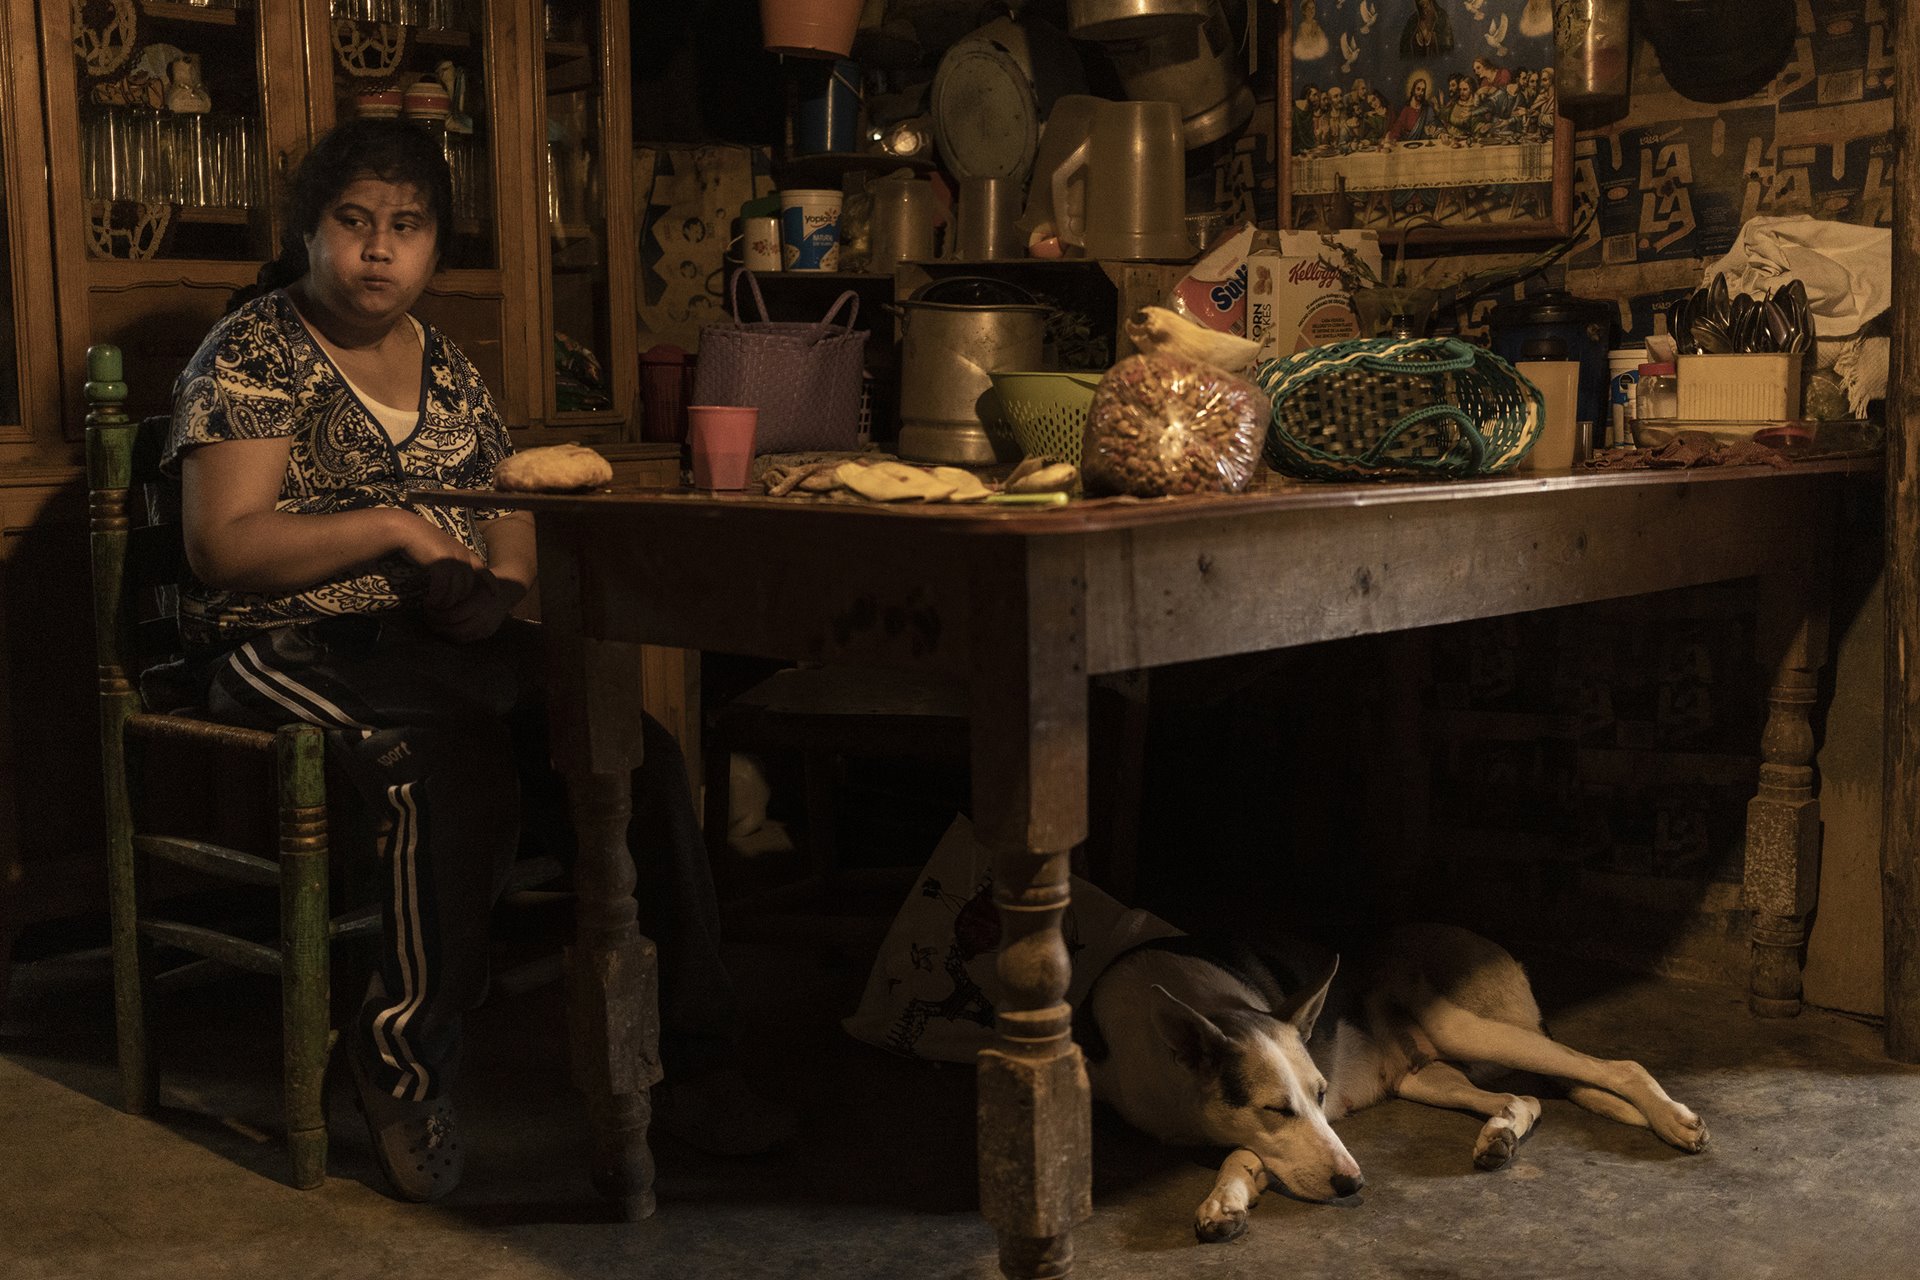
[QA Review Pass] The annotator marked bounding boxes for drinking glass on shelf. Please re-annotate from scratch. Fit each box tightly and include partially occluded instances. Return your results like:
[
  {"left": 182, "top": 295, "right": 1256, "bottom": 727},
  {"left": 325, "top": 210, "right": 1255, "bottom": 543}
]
[
  {"left": 173, "top": 114, "right": 207, "bottom": 206},
  {"left": 201, "top": 115, "right": 231, "bottom": 208},
  {"left": 234, "top": 118, "right": 260, "bottom": 208},
  {"left": 123, "top": 110, "right": 162, "bottom": 203},
  {"left": 81, "top": 111, "right": 117, "bottom": 200}
]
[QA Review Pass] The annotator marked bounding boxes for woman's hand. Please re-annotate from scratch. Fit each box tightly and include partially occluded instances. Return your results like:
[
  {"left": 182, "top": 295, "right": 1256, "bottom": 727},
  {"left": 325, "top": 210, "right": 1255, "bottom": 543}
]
[
  {"left": 423, "top": 567, "right": 526, "bottom": 643},
  {"left": 396, "top": 515, "right": 490, "bottom": 611}
]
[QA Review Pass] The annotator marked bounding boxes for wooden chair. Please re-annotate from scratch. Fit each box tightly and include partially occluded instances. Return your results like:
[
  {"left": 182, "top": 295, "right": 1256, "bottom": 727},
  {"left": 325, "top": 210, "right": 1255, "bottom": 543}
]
[{"left": 85, "top": 343, "right": 380, "bottom": 1188}]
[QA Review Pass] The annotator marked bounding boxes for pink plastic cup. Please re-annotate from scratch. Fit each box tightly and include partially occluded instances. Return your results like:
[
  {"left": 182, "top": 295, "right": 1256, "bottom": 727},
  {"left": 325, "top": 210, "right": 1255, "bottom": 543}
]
[{"left": 687, "top": 404, "right": 759, "bottom": 490}]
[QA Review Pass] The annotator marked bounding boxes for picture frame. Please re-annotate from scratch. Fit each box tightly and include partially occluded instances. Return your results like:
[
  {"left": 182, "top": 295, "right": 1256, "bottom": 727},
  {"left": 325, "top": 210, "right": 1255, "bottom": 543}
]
[{"left": 1278, "top": 0, "right": 1574, "bottom": 244}]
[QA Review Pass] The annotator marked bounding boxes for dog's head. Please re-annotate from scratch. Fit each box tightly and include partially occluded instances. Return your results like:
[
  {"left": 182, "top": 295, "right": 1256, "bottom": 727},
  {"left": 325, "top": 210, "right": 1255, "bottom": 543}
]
[{"left": 1147, "top": 956, "right": 1364, "bottom": 1202}]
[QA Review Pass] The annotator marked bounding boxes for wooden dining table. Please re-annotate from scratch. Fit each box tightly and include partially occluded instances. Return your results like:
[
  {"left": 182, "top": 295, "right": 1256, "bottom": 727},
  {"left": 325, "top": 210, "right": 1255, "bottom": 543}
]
[{"left": 419, "top": 458, "right": 1872, "bottom": 1278}]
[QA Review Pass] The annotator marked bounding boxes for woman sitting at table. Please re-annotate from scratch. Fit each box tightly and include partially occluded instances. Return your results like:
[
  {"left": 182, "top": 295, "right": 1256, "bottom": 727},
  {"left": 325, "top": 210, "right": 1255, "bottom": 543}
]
[{"left": 163, "top": 117, "right": 787, "bottom": 1203}]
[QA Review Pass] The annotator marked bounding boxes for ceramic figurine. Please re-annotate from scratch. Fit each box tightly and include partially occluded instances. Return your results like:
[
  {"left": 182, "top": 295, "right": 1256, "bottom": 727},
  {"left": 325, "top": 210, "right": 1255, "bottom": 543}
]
[
  {"left": 435, "top": 59, "right": 475, "bottom": 135},
  {"left": 165, "top": 54, "right": 211, "bottom": 114}
]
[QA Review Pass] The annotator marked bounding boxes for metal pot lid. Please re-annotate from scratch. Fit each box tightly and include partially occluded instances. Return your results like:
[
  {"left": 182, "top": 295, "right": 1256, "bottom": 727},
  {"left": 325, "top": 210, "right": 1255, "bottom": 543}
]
[
  {"left": 931, "top": 29, "right": 1040, "bottom": 182},
  {"left": 1489, "top": 288, "right": 1611, "bottom": 327},
  {"left": 909, "top": 275, "right": 1040, "bottom": 307},
  {"left": 900, "top": 299, "right": 1053, "bottom": 315}
]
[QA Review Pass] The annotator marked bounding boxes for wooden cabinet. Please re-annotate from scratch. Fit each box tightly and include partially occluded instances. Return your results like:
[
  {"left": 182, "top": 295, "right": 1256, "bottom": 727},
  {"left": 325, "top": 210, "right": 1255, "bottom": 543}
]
[
  {"left": 0, "top": 0, "right": 648, "bottom": 993},
  {"left": 35, "top": 0, "right": 636, "bottom": 436}
]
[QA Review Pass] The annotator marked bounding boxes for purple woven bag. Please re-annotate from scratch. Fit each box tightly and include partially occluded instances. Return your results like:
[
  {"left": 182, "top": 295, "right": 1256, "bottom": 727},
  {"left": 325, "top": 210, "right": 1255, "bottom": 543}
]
[{"left": 692, "top": 269, "right": 867, "bottom": 454}]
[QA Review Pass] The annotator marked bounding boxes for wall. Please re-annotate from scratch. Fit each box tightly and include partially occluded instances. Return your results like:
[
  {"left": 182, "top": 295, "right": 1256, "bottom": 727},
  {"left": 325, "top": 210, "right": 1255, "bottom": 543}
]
[
  {"left": 1411, "top": 0, "right": 1892, "bottom": 1012},
  {"left": 1449, "top": 0, "right": 1894, "bottom": 339}
]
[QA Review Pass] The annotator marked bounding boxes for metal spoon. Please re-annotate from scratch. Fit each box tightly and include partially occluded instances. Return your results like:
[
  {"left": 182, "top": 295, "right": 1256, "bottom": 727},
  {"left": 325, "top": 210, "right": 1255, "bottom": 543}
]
[
  {"left": 1762, "top": 298, "right": 1791, "bottom": 352},
  {"left": 1670, "top": 293, "right": 1693, "bottom": 352}
]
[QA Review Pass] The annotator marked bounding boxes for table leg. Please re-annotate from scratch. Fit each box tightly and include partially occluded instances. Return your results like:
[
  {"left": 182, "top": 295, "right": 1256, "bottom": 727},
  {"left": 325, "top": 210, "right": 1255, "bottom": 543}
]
[
  {"left": 539, "top": 527, "right": 661, "bottom": 1218},
  {"left": 1744, "top": 561, "right": 1832, "bottom": 1017},
  {"left": 970, "top": 541, "right": 1093, "bottom": 1279},
  {"left": 565, "top": 769, "right": 662, "bottom": 1219}
]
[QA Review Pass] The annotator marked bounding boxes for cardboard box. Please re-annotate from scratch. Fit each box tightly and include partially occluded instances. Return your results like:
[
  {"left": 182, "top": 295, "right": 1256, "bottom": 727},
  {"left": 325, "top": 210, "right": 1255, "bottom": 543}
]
[{"left": 1247, "top": 231, "right": 1381, "bottom": 362}]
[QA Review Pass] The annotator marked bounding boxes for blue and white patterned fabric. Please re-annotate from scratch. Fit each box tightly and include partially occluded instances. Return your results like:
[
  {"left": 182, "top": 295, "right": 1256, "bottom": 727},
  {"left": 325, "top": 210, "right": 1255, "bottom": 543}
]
[{"left": 163, "top": 289, "right": 514, "bottom": 648}]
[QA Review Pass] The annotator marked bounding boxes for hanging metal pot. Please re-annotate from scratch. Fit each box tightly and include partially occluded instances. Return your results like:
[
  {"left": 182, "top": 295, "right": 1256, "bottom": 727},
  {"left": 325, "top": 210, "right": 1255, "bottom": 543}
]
[
  {"left": 1068, "top": 0, "right": 1209, "bottom": 41},
  {"left": 1103, "top": 0, "right": 1254, "bottom": 149}
]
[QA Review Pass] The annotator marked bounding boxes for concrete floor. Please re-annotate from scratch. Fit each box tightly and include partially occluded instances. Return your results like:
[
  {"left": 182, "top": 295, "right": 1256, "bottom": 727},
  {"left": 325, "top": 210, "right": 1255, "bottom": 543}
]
[{"left": 5, "top": 934, "right": 1920, "bottom": 1280}]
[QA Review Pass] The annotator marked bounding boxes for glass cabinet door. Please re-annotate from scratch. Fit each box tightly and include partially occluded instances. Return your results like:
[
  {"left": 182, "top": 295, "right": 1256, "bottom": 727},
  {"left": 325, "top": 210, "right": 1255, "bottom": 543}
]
[
  {"left": 539, "top": 0, "right": 633, "bottom": 425},
  {"left": 1, "top": 1, "right": 60, "bottom": 443},
  {"left": 67, "top": 1, "right": 276, "bottom": 263}
]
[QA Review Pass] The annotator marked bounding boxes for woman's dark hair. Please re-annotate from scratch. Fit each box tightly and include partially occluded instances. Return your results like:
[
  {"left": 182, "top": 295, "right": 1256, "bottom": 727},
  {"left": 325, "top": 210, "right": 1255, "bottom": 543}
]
[{"left": 229, "top": 118, "right": 454, "bottom": 310}]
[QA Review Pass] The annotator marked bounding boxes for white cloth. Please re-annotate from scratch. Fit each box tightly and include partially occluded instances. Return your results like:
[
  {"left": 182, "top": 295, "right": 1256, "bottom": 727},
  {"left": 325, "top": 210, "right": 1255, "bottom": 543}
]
[
  {"left": 1703, "top": 215, "right": 1891, "bottom": 413},
  {"left": 842, "top": 815, "right": 1182, "bottom": 1063},
  {"left": 1702, "top": 215, "right": 1890, "bottom": 339}
]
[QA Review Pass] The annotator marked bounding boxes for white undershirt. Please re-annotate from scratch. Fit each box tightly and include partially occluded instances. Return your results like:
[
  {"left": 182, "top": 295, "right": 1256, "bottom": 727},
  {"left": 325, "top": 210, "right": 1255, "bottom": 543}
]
[{"left": 334, "top": 314, "right": 427, "bottom": 444}]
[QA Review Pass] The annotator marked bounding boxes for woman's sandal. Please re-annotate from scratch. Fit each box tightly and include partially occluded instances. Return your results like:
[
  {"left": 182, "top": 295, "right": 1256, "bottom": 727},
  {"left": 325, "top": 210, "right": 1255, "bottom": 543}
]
[{"left": 347, "top": 1034, "right": 463, "bottom": 1202}]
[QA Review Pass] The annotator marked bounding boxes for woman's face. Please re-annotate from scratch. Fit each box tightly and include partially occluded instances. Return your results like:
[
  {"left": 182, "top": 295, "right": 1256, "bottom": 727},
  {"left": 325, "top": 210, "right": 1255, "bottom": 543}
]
[{"left": 302, "top": 175, "right": 438, "bottom": 328}]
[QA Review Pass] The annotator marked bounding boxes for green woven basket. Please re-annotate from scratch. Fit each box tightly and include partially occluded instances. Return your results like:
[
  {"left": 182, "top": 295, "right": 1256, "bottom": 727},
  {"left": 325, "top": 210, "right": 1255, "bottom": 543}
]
[
  {"left": 989, "top": 371, "right": 1104, "bottom": 463},
  {"left": 1254, "top": 337, "right": 1544, "bottom": 480}
]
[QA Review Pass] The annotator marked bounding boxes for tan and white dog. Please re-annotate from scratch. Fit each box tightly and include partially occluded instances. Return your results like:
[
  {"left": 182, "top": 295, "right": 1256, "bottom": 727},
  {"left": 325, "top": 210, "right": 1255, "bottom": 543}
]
[{"left": 1078, "top": 924, "right": 1710, "bottom": 1242}]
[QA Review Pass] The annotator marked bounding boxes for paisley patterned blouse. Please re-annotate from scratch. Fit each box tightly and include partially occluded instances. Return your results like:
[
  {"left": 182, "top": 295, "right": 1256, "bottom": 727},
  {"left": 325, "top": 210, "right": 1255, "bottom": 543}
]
[{"left": 163, "top": 290, "right": 514, "bottom": 650}]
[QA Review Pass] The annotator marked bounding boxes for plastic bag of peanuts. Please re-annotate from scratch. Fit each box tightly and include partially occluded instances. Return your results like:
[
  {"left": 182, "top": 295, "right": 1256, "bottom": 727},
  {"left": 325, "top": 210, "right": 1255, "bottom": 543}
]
[{"left": 1080, "top": 352, "right": 1269, "bottom": 497}]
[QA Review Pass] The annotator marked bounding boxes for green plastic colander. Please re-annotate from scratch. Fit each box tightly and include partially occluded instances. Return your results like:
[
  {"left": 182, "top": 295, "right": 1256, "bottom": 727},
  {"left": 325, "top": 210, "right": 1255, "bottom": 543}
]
[{"left": 988, "top": 371, "right": 1104, "bottom": 463}]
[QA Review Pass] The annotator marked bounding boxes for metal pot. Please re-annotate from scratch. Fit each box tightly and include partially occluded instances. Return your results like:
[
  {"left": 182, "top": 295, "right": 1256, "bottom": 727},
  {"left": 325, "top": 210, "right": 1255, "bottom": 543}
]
[
  {"left": 1068, "top": 0, "right": 1208, "bottom": 41},
  {"left": 895, "top": 278, "right": 1049, "bottom": 465},
  {"left": 1104, "top": 0, "right": 1254, "bottom": 149}
]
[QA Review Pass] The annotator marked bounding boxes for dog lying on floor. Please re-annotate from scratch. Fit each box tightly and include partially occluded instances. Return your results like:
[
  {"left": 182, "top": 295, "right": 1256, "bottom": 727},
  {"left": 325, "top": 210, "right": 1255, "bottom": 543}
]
[{"left": 1077, "top": 924, "right": 1711, "bottom": 1242}]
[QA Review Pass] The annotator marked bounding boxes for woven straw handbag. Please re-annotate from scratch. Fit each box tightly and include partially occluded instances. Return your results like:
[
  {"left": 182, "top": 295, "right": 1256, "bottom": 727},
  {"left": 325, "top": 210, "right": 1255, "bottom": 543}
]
[
  {"left": 1255, "top": 336, "right": 1544, "bottom": 480},
  {"left": 693, "top": 268, "right": 868, "bottom": 454}
]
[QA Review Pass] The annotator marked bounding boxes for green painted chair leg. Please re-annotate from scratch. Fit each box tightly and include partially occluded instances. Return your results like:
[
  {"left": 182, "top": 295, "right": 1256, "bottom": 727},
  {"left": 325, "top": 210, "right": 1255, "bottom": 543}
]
[
  {"left": 101, "top": 671, "right": 155, "bottom": 1113},
  {"left": 279, "top": 726, "right": 331, "bottom": 1189}
]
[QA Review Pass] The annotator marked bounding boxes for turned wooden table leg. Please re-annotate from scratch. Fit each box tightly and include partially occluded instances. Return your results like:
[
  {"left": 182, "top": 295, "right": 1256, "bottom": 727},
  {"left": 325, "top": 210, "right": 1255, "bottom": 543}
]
[
  {"left": 1745, "top": 560, "right": 1832, "bottom": 1017},
  {"left": 540, "top": 523, "right": 660, "bottom": 1219},
  {"left": 970, "top": 540, "right": 1094, "bottom": 1279},
  {"left": 565, "top": 770, "right": 661, "bottom": 1217}
]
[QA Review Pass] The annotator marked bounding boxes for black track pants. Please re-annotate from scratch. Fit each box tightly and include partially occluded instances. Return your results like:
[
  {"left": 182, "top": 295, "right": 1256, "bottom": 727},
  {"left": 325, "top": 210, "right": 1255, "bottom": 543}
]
[{"left": 203, "top": 614, "right": 736, "bottom": 1101}]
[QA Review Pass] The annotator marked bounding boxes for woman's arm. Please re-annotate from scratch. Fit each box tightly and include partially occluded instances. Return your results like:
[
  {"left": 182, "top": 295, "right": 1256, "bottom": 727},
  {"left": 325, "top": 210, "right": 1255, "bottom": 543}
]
[
  {"left": 477, "top": 511, "right": 536, "bottom": 592},
  {"left": 181, "top": 435, "right": 486, "bottom": 606}
]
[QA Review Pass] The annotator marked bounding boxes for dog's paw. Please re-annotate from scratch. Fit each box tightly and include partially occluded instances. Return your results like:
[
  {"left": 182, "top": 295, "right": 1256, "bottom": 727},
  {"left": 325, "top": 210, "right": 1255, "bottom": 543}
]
[
  {"left": 1194, "top": 1201, "right": 1249, "bottom": 1244},
  {"left": 1655, "top": 1105, "right": 1709, "bottom": 1154},
  {"left": 1472, "top": 1121, "right": 1519, "bottom": 1170}
]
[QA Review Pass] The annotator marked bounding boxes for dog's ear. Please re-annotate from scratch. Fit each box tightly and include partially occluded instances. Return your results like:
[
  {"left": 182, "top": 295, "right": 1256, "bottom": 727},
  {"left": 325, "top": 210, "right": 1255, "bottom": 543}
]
[
  {"left": 1148, "top": 984, "right": 1230, "bottom": 1072},
  {"left": 1274, "top": 954, "right": 1339, "bottom": 1042}
]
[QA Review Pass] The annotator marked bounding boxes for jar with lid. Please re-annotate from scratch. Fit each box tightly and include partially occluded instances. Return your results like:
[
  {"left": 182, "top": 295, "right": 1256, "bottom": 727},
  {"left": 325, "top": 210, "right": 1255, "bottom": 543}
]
[{"left": 1636, "top": 361, "right": 1678, "bottom": 420}]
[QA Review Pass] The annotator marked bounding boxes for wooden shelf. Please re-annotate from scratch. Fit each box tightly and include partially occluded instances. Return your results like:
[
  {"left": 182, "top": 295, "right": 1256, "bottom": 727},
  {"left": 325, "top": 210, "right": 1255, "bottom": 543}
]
[
  {"left": 751, "top": 270, "right": 890, "bottom": 282},
  {"left": 173, "top": 205, "right": 252, "bottom": 225},
  {"left": 546, "top": 62, "right": 596, "bottom": 95},
  {"left": 413, "top": 27, "right": 474, "bottom": 48},
  {"left": 772, "top": 151, "right": 934, "bottom": 189},
  {"left": 140, "top": 1, "right": 246, "bottom": 27},
  {"left": 545, "top": 39, "right": 591, "bottom": 61}
]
